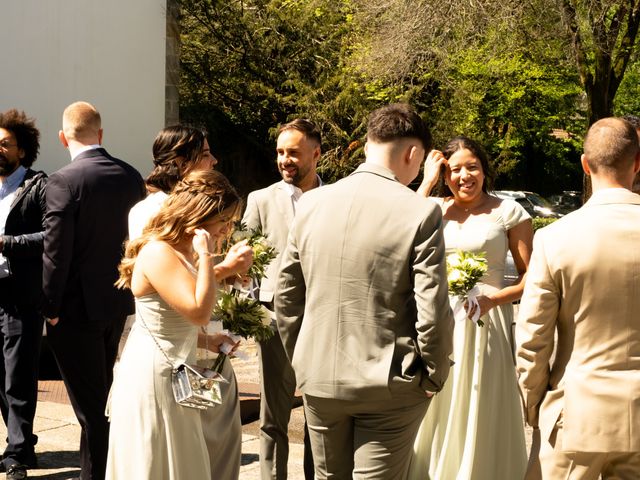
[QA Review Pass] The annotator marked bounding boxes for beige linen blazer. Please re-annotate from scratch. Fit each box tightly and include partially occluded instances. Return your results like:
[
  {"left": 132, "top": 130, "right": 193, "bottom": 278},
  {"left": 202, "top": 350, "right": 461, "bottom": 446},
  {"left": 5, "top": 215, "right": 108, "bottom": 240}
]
[
  {"left": 517, "top": 188, "right": 640, "bottom": 453},
  {"left": 275, "top": 163, "right": 454, "bottom": 401},
  {"left": 242, "top": 181, "right": 295, "bottom": 303}
]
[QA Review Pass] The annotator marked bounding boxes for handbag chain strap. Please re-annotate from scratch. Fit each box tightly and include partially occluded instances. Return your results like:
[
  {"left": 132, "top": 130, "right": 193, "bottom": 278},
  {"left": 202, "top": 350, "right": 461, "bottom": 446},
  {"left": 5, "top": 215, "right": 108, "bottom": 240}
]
[
  {"left": 138, "top": 315, "right": 179, "bottom": 371},
  {"left": 137, "top": 314, "right": 211, "bottom": 370}
]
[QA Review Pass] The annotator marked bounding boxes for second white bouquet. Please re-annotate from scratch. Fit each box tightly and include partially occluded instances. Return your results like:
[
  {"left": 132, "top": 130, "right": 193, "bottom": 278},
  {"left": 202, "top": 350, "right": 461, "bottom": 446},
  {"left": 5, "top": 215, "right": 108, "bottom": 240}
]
[{"left": 446, "top": 250, "right": 488, "bottom": 326}]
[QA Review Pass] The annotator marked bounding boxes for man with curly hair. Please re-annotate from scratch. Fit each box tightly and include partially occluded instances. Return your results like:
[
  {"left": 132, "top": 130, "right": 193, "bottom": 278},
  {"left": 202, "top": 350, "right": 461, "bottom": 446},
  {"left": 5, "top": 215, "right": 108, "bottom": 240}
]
[{"left": 0, "top": 109, "right": 47, "bottom": 480}]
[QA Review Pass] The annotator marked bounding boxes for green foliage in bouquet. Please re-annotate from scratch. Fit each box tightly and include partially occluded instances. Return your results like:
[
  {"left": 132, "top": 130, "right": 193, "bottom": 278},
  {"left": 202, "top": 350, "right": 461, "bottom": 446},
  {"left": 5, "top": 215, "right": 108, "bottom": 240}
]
[
  {"left": 446, "top": 250, "right": 488, "bottom": 296},
  {"left": 214, "top": 291, "right": 274, "bottom": 342},
  {"left": 211, "top": 221, "right": 278, "bottom": 348},
  {"left": 228, "top": 221, "right": 277, "bottom": 280}
]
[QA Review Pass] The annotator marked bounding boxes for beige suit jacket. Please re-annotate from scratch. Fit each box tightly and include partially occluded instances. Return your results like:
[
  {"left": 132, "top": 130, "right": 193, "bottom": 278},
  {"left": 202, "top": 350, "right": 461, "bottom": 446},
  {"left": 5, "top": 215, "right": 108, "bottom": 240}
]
[
  {"left": 242, "top": 181, "right": 295, "bottom": 303},
  {"left": 517, "top": 188, "right": 640, "bottom": 453},
  {"left": 275, "top": 163, "right": 454, "bottom": 401}
]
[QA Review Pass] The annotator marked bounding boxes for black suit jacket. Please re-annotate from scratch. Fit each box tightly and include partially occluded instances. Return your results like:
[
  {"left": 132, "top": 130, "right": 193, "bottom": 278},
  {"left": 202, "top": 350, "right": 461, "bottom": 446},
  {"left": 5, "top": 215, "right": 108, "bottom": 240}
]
[
  {"left": 42, "top": 148, "right": 145, "bottom": 324},
  {"left": 1, "top": 169, "right": 47, "bottom": 308}
]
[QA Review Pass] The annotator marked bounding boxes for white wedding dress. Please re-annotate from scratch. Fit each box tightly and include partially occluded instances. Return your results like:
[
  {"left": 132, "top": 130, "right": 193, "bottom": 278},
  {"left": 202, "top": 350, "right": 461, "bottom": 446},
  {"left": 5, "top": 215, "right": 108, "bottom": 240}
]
[{"left": 408, "top": 199, "right": 529, "bottom": 480}]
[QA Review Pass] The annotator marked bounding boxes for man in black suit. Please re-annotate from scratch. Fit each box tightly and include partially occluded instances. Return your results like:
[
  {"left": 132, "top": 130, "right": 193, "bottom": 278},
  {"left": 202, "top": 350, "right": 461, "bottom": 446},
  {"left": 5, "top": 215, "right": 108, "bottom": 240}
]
[
  {"left": 0, "top": 110, "right": 47, "bottom": 480},
  {"left": 42, "top": 101, "right": 145, "bottom": 480}
]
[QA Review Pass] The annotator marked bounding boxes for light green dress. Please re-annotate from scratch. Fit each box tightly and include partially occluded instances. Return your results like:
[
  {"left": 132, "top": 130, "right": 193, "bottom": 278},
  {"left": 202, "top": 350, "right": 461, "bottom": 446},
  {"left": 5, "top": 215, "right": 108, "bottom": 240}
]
[
  {"left": 408, "top": 199, "right": 529, "bottom": 480},
  {"left": 106, "top": 293, "right": 211, "bottom": 479}
]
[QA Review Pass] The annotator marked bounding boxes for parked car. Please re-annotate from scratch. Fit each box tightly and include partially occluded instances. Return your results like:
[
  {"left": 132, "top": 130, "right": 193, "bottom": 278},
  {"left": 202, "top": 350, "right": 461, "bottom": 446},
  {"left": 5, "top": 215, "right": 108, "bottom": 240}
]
[
  {"left": 492, "top": 190, "right": 562, "bottom": 218},
  {"left": 548, "top": 190, "right": 582, "bottom": 215},
  {"left": 494, "top": 191, "right": 563, "bottom": 287}
]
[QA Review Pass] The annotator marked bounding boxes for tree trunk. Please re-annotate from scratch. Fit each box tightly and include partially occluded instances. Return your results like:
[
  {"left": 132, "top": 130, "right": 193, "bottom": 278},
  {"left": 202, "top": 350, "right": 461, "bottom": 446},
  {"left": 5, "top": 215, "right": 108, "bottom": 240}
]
[{"left": 561, "top": 1, "right": 640, "bottom": 202}]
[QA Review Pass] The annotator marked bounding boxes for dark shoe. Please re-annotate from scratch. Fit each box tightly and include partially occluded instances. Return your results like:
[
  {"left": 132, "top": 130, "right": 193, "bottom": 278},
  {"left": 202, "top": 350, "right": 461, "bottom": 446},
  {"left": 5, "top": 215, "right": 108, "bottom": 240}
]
[
  {"left": 0, "top": 456, "right": 37, "bottom": 472},
  {"left": 6, "top": 464, "right": 27, "bottom": 479}
]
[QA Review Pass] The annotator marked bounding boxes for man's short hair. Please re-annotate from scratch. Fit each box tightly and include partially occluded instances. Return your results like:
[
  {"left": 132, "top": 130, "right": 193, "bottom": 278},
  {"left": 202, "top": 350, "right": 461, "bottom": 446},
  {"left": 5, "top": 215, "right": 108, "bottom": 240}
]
[
  {"left": 367, "top": 103, "right": 432, "bottom": 150},
  {"left": 277, "top": 118, "right": 321, "bottom": 146},
  {"left": 622, "top": 114, "right": 640, "bottom": 130},
  {"left": 62, "top": 101, "right": 102, "bottom": 142},
  {"left": 0, "top": 109, "right": 40, "bottom": 168},
  {"left": 584, "top": 117, "right": 639, "bottom": 175}
]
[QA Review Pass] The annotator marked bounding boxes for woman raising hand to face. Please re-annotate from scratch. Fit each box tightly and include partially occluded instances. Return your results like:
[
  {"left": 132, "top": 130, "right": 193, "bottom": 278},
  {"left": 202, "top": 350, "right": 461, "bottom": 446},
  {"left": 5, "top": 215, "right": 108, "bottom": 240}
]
[{"left": 409, "top": 137, "right": 532, "bottom": 480}]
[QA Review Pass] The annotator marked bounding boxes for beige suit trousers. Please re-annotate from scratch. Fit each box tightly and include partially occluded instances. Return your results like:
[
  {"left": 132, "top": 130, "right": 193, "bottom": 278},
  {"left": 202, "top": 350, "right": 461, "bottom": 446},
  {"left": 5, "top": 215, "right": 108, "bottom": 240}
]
[
  {"left": 303, "top": 392, "right": 428, "bottom": 479},
  {"left": 539, "top": 424, "right": 640, "bottom": 480}
]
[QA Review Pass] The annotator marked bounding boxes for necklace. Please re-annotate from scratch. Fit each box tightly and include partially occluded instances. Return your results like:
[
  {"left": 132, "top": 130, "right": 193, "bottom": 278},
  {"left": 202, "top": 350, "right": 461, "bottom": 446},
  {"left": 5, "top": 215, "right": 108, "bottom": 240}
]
[{"left": 455, "top": 194, "right": 488, "bottom": 213}]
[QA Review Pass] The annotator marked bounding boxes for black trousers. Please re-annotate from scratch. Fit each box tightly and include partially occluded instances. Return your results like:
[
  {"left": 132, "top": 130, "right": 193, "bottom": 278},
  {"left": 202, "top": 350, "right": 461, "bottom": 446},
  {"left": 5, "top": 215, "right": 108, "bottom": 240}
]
[
  {"left": 0, "top": 292, "right": 43, "bottom": 468},
  {"left": 47, "top": 314, "right": 126, "bottom": 480}
]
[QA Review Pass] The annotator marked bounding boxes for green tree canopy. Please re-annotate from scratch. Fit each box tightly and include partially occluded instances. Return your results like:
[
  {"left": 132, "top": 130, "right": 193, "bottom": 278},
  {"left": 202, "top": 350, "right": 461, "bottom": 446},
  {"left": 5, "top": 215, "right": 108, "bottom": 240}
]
[{"left": 177, "top": 0, "right": 639, "bottom": 196}]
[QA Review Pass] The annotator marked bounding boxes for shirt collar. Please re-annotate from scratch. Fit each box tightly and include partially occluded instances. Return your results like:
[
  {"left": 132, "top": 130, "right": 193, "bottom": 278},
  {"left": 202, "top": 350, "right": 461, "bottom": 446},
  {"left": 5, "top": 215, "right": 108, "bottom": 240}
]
[
  {"left": 584, "top": 187, "right": 640, "bottom": 207},
  {"left": 589, "top": 187, "right": 629, "bottom": 200},
  {"left": 283, "top": 174, "right": 323, "bottom": 198},
  {"left": 0, "top": 165, "right": 27, "bottom": 193},
  {"left": 353, "top": 162, "right": 398, "bottom": 182},
  {"left": 70, "top": 144, "right": 102, "bottom": 161}
]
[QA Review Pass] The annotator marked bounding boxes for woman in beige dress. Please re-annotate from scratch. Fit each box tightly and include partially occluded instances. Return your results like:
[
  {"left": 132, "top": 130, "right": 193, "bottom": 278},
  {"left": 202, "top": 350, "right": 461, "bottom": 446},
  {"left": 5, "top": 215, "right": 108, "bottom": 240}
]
[{"left": 106, "top": 170, "right": 243, "bottom": 479}]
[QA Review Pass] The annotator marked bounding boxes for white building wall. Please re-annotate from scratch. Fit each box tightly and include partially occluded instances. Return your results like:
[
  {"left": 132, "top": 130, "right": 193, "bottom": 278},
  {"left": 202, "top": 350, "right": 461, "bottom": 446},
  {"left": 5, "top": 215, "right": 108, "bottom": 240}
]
[{"left": 0, "top": 0, "right": 168, "bottom": 176}]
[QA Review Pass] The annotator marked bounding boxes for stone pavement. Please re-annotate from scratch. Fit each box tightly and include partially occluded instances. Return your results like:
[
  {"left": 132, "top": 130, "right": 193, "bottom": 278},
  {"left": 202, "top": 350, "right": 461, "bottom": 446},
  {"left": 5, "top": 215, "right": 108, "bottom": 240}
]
[
  {"left": 0, "top": 339, "right": 309, "bottom": 479},
  {"left": 7, "top": 399, "right": 308, "bottom": 479},
  {"left": 0, "top": 338, "right": 532, "bottom": 479}
]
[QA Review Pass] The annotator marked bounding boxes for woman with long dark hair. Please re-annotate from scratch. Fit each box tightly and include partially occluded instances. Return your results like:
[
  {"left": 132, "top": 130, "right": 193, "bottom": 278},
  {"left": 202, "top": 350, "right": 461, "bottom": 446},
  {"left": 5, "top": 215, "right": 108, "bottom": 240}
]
[
  {"left": 124, "top": 126, "right": 251, "bottom": 479},
  {"left": 408, "top": 137, "right": 532, "bottom": 479}
]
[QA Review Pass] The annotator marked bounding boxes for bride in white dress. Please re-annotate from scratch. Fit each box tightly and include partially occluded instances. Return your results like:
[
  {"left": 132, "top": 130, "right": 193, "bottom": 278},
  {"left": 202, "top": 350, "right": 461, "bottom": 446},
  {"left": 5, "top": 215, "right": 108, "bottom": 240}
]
[
  {"left": 408, "top": 137, "right": 532, "bottom": 479},
  {"left": 106, "top": 170, "right": 244, "bottom": 479}
]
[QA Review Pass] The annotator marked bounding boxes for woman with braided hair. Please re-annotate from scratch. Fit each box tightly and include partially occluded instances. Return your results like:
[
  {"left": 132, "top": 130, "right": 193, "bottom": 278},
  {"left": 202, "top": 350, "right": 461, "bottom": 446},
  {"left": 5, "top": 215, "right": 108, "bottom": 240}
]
[{"left": 106, "top": 170, "right": 243, "bottom": 479}]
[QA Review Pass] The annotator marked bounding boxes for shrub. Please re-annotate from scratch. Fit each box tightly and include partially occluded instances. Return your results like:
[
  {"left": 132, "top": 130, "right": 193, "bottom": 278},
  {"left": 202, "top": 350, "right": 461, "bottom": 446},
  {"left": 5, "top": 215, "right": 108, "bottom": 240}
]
[{"left": 532, "top": 217, "right": 557, "bottom": 231}]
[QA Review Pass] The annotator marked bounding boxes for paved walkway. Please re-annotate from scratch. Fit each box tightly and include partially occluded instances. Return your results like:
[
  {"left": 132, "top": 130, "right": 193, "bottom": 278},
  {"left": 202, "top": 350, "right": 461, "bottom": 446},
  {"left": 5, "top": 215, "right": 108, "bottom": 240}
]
[
  {"left": 0, "top": 340, "right": 309, "bottom": 479},
  {"left": 0, "top": 338, "right": 532, "bottom": 479}
]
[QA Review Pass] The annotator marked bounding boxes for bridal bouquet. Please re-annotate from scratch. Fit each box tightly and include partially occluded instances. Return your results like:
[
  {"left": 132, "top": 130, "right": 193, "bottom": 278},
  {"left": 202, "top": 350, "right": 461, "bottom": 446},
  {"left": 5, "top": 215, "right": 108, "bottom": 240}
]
[
  {"left": 211, "top": 222, "right": 277, "bottom": 372},
  {"left": 447, "top": 250, "right": 488, "bottom": 326},
  {"left": 228, "top": 221, "right": 277, "bottom": 282}
]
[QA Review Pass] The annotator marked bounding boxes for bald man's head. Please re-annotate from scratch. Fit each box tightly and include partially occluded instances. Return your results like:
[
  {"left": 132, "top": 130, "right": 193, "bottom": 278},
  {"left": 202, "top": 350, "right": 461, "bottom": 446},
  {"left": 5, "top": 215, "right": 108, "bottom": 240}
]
[
  {"left": 583, "top": 117, "right": 639, "bottom": 178},
  {"left": 62, "top": 101, "right": 102, "bottom": 144}
]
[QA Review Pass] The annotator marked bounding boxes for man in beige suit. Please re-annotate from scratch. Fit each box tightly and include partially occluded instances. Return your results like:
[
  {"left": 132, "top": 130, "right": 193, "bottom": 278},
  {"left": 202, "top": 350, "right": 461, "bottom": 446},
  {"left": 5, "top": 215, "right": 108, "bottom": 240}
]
[
  {"left": 517, "top": 117, "right": 640, "bottom": 479},
  {"left": 275, "top": 103, "right": 454, "bottom": 479},
  {"left": 242, "top": 119, "right": 320, "bottom": 480}
]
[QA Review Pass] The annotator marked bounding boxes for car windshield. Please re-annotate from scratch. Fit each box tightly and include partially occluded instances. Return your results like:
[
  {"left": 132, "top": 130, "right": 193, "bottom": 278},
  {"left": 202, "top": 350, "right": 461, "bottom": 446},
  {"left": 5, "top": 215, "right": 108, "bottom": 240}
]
[
  {"left": 561, "top": 195, "right": 582, "bottom": 208},
  {"left": 526, "top": 193, "right": 552, "bottom": 208},
  {"left": 514, "top": 198, "right": 535, "bottom": 215}
]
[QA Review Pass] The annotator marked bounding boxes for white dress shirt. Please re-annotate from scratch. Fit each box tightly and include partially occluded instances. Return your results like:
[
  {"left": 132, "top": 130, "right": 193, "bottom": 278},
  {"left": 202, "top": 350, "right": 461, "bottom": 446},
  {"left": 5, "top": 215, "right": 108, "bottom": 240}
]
[{"left": 283, "top": 175, "right": 323, "bottom": 214}]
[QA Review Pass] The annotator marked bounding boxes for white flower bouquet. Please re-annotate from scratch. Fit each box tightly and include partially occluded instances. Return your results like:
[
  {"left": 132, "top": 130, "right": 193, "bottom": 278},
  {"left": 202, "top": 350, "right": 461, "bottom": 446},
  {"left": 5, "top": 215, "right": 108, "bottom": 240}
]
[
  {"left": 229, "top": 221, "right": 277, "bottom": 282},
  {"left": 446, "top": 250, "right": 488, "bottom": 326},
  {"left": 210, "top": 222, "right": 277, "bottom": 372}
]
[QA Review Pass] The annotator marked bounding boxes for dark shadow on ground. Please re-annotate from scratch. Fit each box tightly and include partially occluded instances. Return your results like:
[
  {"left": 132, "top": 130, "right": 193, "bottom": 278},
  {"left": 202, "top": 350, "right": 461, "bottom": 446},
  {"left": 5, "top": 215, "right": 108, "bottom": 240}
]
[
  {"left": 241, "top": 453, "right": 259, "bottom": 466},
  {"left": 35, "top": 470, "right": 81, "bottom": 480},
  {"left": 240, "top": 398, "right": 260, "bottom": 425},
  {"left": 36, "top": 450, "right": 79, "bottom": 470}
]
